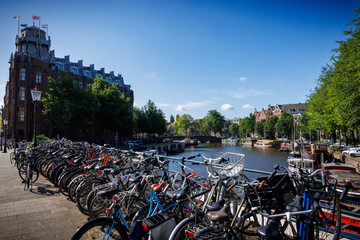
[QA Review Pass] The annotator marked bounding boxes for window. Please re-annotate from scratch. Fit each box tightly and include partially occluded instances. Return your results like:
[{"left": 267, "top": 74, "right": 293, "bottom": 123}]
[
  {"left": 72, "top": 67, "right": 78, "bottom": 75},
  {"left": 298, "top": 108, "right": 302, "bottom": 112},
  {"left": 36, "top": 72, "right": 41, "bottom": 84},
  {"left": 57, "top": 64, "right": 64, "bottom": 71},
  {"left": 18, "top": 107, "right": 24, "bottom": 121},
  {"left": 20, "top": 68, "right": 26, "bottom": 81},
  {"left": 18, "top": 87, "right": 25, "bottom": 101}
]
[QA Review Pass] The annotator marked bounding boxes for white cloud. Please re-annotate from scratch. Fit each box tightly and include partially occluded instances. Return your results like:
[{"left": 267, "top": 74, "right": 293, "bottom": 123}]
[
  {"left": 133, "top": 102, "right": 138, "bottom": 107},
  {"left": 238, "top": 76, "right": 247, "bottom": 81},
  {"left": 175, "top": 105, "right": 186, "bottom": 112},
  {"left": 226, "top": 88, "right": 271, "bottom": 99},
  {"left": 221, "top": 104, "right": 235, "bottom": 111},
  {"left": 174, "top": 100, "right": 213, "bottom": 112},
  {"left": 157, "top": 103, "right": 171, "bottom": 107},
  {"left": 242, "top": 104, "right": 254, "bottom": 110}
]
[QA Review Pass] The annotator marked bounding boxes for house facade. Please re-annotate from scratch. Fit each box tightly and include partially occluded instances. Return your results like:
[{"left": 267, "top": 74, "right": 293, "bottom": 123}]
[{"left": 254, "top": 103, "right": 306, "bottom": 122}]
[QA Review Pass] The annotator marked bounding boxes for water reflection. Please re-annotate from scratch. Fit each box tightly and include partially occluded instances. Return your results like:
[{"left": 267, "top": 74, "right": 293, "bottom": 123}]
[{"left": 169, "top": 143, "right": 289, "bottom": 180}]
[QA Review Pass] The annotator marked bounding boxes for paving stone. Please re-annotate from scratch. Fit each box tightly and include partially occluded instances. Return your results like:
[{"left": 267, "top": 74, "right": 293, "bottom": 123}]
[{"left": 0, "top": 151, "right": 88, "bottom": 240}]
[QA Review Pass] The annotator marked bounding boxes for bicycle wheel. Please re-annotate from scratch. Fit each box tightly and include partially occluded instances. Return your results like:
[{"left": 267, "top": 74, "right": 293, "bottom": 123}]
[
  {"left": 71, "top": 217, "right": 128, "bottom": 240},
  {"left": 76, "top": 179, "right": 106, "bottom": 215},
  {"left": 169, "top": 217, "right": 196, "bottom": 240},
  {"left": 235, "top": 201, "right": 261, "bottom": 239}
]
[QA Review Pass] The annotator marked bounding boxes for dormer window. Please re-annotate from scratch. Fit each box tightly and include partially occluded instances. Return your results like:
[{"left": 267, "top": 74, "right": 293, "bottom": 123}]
[{"left": 72, "top": 67, "right": 78, "bottom": 75}]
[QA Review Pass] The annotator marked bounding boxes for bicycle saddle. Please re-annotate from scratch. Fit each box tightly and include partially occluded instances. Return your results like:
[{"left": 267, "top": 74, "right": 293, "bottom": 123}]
[
  {"left": 206, "top": 199, "right": 225, "bottom": 211},
  {"left": 257, "top": 219, "right": 281, "bottom": 239},
  {"left": 286, "top": 195, "right": 303, "bottom": 212},
  {"left": 165, "top": 185, "right": 189, "bottom": 200},
  {"left": 206, "top": 204, "right": 230, "bottom": 223},
  {"left": 151, "top": 182, "right": 167, "bottom": 193}
]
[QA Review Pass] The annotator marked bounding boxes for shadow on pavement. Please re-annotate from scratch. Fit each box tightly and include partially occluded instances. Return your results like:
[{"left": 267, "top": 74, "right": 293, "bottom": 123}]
[{"left": 30, "top": 183, "right": 61, "bottom": 196}]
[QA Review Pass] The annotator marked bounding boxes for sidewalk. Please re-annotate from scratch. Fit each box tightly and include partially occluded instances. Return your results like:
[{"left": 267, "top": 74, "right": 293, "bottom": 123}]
[{"left": 0, "top": 151, "right": 88, "bottom": 240}]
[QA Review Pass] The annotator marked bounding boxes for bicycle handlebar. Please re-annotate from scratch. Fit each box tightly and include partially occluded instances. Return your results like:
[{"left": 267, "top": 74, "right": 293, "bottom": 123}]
[{"left": 340, "top": 179, "right": 353, "bottom": 202}]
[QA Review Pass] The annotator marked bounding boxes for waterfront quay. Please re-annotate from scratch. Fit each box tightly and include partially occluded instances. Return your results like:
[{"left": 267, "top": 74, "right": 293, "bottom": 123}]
[{"left": 0, "top": 151, "right": 87, "bottom": 240}]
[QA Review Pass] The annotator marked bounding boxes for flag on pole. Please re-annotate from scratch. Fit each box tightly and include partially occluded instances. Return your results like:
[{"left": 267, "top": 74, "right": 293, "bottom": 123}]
[
  {"left": 20, "top": 24, "right": 28, "bottom": 27},
  {"left": 33, "top": 15, "right": 39, "bottom": 20},
  {"left": 13, "top": 16, "right": 19, "bottom": 20},
  {"left": 41, "top": 24, "right": 47, "bottom": 29}
]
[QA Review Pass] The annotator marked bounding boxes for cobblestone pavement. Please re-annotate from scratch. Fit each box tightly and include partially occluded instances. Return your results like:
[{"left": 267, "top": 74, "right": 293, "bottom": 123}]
[{"left": 0, "top": 150, "right": 88, "bottom": 240}]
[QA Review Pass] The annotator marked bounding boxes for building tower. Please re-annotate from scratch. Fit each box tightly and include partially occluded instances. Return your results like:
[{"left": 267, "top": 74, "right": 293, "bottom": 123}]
[{"left": 4, "top": 26, "right": 51, "bottom": 141}]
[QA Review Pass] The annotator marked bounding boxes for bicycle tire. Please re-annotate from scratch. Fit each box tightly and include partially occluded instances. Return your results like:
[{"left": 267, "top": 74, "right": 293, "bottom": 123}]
[
  {"left": 76, "top": 179, "right": 106, "bottom": 215},
  {"left": 70, "top": 217, "right": 128, "bottom": 240},
  {"left": 18, "top": 163, "right": 39, "bottom": 183},
  {"left": 169, "top": 217, "right": 196, "bottom": 240}
]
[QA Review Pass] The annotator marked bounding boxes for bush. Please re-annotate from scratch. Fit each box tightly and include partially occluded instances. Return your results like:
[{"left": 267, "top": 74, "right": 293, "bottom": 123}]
[{"left": 29, "top": 135, "right": 51, "bottom": 148}]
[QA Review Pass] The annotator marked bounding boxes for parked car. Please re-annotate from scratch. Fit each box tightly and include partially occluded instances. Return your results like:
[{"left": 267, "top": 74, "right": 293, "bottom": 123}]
[{"left": 342, "top": 147, "right": 360, "bottom": 157}]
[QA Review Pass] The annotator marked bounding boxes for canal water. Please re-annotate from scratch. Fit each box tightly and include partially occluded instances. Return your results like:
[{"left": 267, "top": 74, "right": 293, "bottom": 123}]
[{"left": 168, "top": 143, "right": 289, "bottom": 181}]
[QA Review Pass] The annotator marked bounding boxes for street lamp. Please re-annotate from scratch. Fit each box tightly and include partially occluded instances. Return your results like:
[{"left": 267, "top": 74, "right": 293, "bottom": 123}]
[
  {"left": 3, "top": 119, "right": 8, "bottom": 153},
  {"left": 31, "top": 88, "right": 42, "bottom": 148}
]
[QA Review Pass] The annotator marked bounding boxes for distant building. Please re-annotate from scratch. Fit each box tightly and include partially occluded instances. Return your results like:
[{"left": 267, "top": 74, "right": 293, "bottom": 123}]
[
  {"left": 254, "top": 103, "right": 306, "bottom": 122},
  {"left": 4, "top": 25, "right": 133, "bottom": 141}
]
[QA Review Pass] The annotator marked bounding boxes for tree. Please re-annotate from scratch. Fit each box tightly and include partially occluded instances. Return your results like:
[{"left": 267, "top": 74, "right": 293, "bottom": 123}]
[
  {"left": 255, "top": 119, "right": 265, "bottom": 137},
  {"left": 275, "top": 112, "right": 293, "bottom": 139},
  {"left": 135, "top": 100, "right": 167, "bottom": 136},
  {"left": 91, "top": 77, "right": 133, "bottom": 137},
  {"left": 229, "top": 123, "right": 239, "bottom": 136},
  {"left": 170, "top": 115, "right": 175, "bottom": 124},
  {"left": 264, "top": 116, "right": 278, "bottom": 139},
  {"left": 239, "top": 117, "right": 249, "bottom": 137},
  {"left": 42, "top": 72, "right": 97, "bottom": 139},
  {"left": 199, "top": 110, "right": 225, "bottom": 135},
  {"left": 246, "top": 114, "right": 256, "bottom": 137},
  {"left": 173, "top": 114, "right": 194, "bottom": 136}
]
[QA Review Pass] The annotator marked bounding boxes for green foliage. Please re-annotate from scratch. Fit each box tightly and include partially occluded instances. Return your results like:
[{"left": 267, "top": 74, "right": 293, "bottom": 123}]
[
  {"left": 307, "top": 9, "right": 360, "bottom": 144},
  {"left": 134, "top": 100, "right": 167, "bottom": 136},
  {"left": 42, "top": 73, "right": 132, "bottom": 139},
  {"left": 229, "top": 123, "right": 239, "bottom": 136},
  {"left": 29, "top": 134, "right": 51, "bottom": 147},
  {"left": 170, "top": 115, "right": 175, "bottom": 124},
  {"left": 255, "top": 119, "right": 265, "bottom": 137},
  {"left": 91, "top": 77, "right": 133, "bottom": 137},
  {"left": 42, "top": 72, "right": 97, "bottom": 137},
  {"left": 173, "top": 114, "right": 194, "bottom": 136},
  {"left": 199, "top": 110, "right": 225, "bottom": 135},
  {"left": 275, "top": 112, "right": 293, "bottom": 138},
  {"left": 264, "top": 116, "right": 278, "bottom": 139}
]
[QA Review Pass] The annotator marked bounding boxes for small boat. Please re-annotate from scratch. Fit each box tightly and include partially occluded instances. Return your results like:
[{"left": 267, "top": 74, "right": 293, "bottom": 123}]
[
  {"left": 254, "top": 140, "right": 275, "bottom": 148},
  {"left": 241, "top": 138, "right": 257, "bottom": 147},
  {"left": 321, "top": 162, "right": 360, "bottom": 238},
  {"left": 222, "top": 138, "right": 239, "bottom": 144},
  {"left": 280, "top": 142, "right": 292, "bottom": 152},
  {"left": 181, "top": 138, "right": 199, "bottom": 146},
  {"left": 321, "top": 162, "right": 360, "bottom": 200},
  {"left": 287, "top": 157, "right": 314, "bottom": 173},
  {"left": 302, "top": 143, "right": 330, "bottom": 163}
]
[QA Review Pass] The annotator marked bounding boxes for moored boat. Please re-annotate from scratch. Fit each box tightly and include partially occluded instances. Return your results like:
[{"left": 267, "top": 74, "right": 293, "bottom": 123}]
[
  {"left": 280, "top": 142, "right": 292, "bottom": 152},
  {"left": 302, "top": 143, "right": 330, "bottom": 162},
  {"left": 254, "top": 139, "right": 275, "bottom": 148},
  {"left": 287, "top": 157, "right": 314, "bottom": 173}
]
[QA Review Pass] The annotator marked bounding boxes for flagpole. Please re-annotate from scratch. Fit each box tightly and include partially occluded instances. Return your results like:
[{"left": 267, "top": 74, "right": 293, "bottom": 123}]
[{"left": 18, "top": 16, "right": 20, "bottom": 37}]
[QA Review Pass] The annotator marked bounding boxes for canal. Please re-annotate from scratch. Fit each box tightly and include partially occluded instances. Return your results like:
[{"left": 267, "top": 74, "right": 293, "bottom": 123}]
[{"left": 168, "top": 143, "right": 290, "bottom": 180}]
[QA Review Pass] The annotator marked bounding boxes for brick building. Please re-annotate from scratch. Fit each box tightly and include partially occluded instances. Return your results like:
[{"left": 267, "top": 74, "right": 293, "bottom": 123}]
[
  {"left": 253, "top": 103, "right": 306, "bottom": 122},
  {"left": 3, "top": 26, "right": 133, "bottom": 141}
]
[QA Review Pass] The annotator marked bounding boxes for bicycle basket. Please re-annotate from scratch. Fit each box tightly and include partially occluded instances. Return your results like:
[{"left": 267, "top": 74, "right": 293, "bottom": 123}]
[
  {"left": 212, "top": 152, "right": 245, "bottom": 177},
  {"left": 246, "top": 174, "right": 296, "bottom": 210}
]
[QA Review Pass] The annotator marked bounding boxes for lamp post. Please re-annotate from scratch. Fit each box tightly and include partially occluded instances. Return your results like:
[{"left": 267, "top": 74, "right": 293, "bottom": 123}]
[
  {"left": 3, "top": 120, "right": 8, "bottom": 153},
  {"left": 31, "top": 88, "right": 42, "bottom": 148}
]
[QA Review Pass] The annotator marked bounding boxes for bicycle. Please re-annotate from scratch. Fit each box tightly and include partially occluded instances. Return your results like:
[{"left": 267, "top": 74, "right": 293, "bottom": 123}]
[{"left": 255, "top": 165, "right": 346, "bottom": 240}]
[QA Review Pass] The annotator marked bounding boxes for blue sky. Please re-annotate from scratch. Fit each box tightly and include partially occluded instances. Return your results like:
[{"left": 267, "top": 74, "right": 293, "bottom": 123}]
[{"left": 0, "top": 0, "right": 358, "bottom": 121}]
